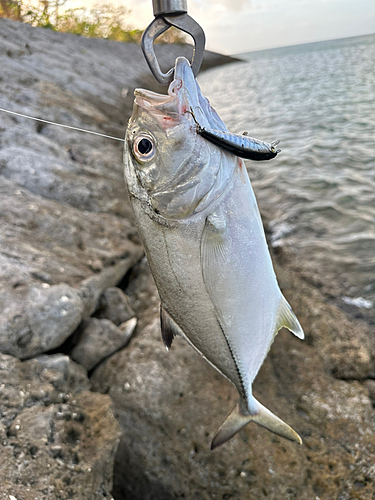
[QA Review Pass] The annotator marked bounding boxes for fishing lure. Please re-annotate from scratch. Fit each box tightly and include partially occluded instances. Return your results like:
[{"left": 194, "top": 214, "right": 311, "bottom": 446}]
[{"left": 187, "top": 108, "right": 281, "bottom": 161}]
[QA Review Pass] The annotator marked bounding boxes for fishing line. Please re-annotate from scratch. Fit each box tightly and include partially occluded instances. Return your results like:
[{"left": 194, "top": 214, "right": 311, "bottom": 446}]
[{"left": 0, "top": 107, "right": 125, "bottom": 142}]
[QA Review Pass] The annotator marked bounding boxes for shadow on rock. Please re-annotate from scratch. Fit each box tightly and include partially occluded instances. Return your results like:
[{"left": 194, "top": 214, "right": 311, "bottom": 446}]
[{"left": 113, "top": 436, "right": 176, "bottom": 500}]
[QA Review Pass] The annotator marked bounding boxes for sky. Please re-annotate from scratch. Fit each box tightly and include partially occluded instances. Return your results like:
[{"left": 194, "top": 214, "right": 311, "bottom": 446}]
[{"left": 65, "top": 0, "right": 375, "bottom": 54}]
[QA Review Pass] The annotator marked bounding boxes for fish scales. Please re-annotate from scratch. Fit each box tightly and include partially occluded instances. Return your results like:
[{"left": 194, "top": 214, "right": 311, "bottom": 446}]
[{"left": 124, "top": 56, "right": 304, "bottom": 449}]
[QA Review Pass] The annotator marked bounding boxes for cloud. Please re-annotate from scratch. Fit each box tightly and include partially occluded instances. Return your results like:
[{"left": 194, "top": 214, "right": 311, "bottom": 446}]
[
  {"left": 65, "top": 0, "right": 375, "bottom": 54},
  {"left": 206, "top": 0, "right": 251, "bottom": 12}
]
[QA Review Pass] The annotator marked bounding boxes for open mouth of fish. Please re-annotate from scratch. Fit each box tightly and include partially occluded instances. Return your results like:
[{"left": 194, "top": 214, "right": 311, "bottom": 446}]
[{"left": 134, "top": 57, "right": 208, "bottom": 128}]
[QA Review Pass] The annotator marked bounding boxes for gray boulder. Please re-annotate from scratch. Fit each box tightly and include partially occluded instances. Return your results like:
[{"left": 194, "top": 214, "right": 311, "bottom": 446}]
[
  {"left": 0, "top": 249, "right": 142, "bottom": 359},
  {"left": 94, "top": 287, "right": 135, "bottom": 325},
  {"left": 35, "top": 353, "right": 90, "bottom": 392},
  {"left": 71, "top": 317, "right": 137, "bottom": 371},
  {"left": 0, "top": 283, "right": 83, "bottom": 359}
]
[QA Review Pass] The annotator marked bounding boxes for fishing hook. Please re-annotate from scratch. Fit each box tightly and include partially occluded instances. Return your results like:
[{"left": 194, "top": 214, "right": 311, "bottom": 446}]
[{"left": 142, "top": 0, "right": 206, "bottom": 85}]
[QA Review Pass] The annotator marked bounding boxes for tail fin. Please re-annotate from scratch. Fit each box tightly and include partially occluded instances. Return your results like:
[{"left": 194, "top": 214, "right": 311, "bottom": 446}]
[{"left": 211, "top": 398, "right": 302, "bottom": 450}]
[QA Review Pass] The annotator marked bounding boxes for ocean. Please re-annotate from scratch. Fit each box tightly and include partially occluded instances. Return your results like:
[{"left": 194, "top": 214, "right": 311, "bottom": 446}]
[{"left": 198, "top": 34, "right": 375, "bottom": 324}]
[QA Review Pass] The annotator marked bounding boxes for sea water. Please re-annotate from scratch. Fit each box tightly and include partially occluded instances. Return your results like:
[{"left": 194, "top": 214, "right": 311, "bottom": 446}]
[{"left": 198, "top": 34, "right": 375, "bottom": 323}]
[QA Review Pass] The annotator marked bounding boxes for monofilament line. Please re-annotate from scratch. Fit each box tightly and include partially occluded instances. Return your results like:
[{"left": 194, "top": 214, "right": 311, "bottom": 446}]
[{"left": 0, "top": 107, "right": 125, "bottom": 142}]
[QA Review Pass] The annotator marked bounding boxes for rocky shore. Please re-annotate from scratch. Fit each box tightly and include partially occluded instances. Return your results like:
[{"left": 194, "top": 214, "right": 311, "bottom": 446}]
[{"left": 0, "top": 18, "right": 374, "bottom": 500}]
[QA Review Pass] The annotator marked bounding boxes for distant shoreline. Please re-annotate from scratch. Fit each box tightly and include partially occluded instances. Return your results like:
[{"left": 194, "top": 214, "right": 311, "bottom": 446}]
[{"left": 234, "top": 31, "right": 375, "bottom": 57}]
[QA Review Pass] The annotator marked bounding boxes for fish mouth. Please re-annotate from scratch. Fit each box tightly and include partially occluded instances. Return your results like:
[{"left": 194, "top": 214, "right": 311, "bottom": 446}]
[
  {"left": 134, "top": 58, "right": 198, "bottom": 119},
  {"left": 134, "top": 87, "right": 179, "bottom": 126},
  {"left": 134, "top": 88, "right": 174, "bottom": 108}
]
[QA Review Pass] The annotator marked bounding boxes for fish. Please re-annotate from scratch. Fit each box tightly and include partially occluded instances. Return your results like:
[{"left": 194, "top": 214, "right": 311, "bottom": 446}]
[{"left": 124, "top": 56, "right": 304, "bottom": 449}]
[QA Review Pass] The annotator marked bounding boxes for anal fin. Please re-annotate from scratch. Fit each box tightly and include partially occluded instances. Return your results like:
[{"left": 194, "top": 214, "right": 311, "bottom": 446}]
[
  {"left": 277, "top": 296, "right": 304, "bottom": 340},
  {"left": 160, "top": 305, "right": 184, "bottom": 351}
]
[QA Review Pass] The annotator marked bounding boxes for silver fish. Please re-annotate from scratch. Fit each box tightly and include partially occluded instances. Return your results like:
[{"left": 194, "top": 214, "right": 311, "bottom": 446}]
[{"left": 124, "top": 56, "right": 304, "bottom": 449}]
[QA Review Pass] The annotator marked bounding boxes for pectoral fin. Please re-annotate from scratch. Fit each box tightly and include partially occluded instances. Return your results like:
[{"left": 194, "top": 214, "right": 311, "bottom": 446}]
[
  {"left": 200, "top": 213, "right": 233, "bottom": 334},
  {"left": 201, "top": 214, "right": 231, "bottom": 273},
  {"left": 211, "top": 397, "right": 302, "bottom": 450},
  {"left": 160, "top": 305, "right": 184, "bottom": 351},
  {"left": 277, "top": 296, "right": 304, "bottom": 339}
]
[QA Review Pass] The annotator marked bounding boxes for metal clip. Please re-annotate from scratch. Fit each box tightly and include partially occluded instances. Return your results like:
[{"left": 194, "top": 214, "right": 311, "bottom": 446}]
[{"left": 141, "top": 0, "right": 206, "bottom": 85}]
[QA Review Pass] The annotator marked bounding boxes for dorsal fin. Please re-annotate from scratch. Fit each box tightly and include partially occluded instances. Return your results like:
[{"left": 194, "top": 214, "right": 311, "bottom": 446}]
[
  {"left": 160, "top": 305, "right": 184, "bottom": 351},
  {"left": 276, "top": 296, "right": 304, "bottom": 339}
]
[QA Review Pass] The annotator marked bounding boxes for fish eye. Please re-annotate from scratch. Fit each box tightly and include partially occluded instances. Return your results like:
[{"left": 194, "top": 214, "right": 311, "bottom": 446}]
[{"left": 133, "top": 134, "right": 155, "bottom": 162}]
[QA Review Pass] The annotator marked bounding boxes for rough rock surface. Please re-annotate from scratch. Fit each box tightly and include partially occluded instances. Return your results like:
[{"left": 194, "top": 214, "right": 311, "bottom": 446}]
[
  {"left": 0, "top": 237, "right": 142, "bottom": 358},
  {"left": 71, "top": 317, "right": 137, "bottom": 371},
  {"left": 0, "top": 352, "right": 121, "bottom": 500},
  {"left": 94, "top": 287, "right": 135, "bottom": 326},
  {"left": 35, "top": 353, "right": 90, "bottom": 392}
]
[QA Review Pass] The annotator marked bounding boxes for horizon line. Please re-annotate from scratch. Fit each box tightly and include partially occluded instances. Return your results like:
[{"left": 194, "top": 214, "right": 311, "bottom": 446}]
[{"left": 230, "top": 31, "right": 375, "bottom": 57}]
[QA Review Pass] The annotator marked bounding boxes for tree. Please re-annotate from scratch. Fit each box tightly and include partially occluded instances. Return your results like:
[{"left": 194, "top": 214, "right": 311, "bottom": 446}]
[
  {"left": 0, "top": 0, "right": 188, "bottom": 44},
  {"left": 0, "top": 0, "right": 22, "bottom": 20},
  {"left": 52, "top": 0, "right": 67, "bottom": 28}
]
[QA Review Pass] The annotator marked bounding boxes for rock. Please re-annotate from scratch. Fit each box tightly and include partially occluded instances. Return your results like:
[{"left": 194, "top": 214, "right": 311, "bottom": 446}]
[
  {"left": 123, "top": 256, "right": 161, "bottom": 320},
  {"left": 0, "top": 18, "right": 148, "bottom": 361},
  {"left": 78, "top": 255, "right": 143, "bottom": 318},
  {"left": 0, "top": 252, "right": 142, "bottom": 360},
  {"left": 71, "top": 317, "right": 137, "bottom": 371},
  {"left": 0, "top": 352, "right": 121, "bottom": 500},
  {"left": 0, "top": 283, "right": 83, "bottom": 359},
  {"left": 119, "top": 317, "right": 138, "bottom": 337},
  {"left": 0, "top": 175, "right": 143, "bottom": 358},
  {"left": 364, "top": 379, "right": 375, "bottom": 406},
  {"left": 329, "top": 341, "right": 372, "bottom": 380},
  {"left": 28, "top": 284, "right": 83, "bottom": 348},
  {"left": 271, "top": 258, "right": 375, "bottom": 381},
  {"left": 94, "top": 287, "right": 135, "bottom": 325},
  {"left": 35, "top": 353, "right": 90, "bottom": 392}
]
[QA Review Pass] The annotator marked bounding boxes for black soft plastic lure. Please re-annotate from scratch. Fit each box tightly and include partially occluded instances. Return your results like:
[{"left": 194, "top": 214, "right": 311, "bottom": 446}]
[{"left": 187, "top": 108, "right": 281, "bottom": 161}]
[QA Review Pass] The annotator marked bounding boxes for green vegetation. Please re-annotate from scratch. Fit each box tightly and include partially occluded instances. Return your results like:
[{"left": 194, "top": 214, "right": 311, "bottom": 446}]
[{"left": 0, "top": 0, "right": 187, "bottom": 43}]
